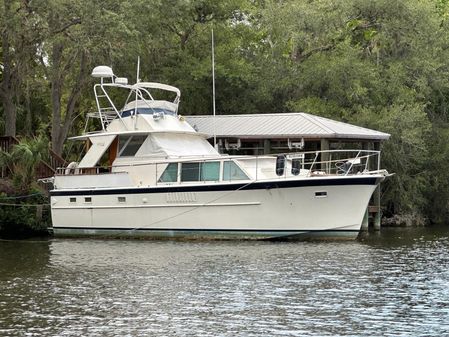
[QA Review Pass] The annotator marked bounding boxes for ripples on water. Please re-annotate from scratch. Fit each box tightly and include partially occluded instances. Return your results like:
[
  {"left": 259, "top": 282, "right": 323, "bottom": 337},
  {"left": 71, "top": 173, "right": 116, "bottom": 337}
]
[{"left": 1, "top": 227, "right": 449, "bottom": 336}]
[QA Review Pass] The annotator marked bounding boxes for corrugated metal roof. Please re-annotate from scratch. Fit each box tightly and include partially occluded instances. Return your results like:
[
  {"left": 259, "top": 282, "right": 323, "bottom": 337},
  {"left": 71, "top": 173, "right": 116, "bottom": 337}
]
[{"left": 185, "top": 113, "right": 390, "bottom": 140}]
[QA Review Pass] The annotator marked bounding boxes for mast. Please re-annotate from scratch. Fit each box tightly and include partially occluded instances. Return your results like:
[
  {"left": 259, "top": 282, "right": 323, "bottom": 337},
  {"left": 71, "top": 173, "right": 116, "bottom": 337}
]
[
  {"left": 212, "top": 29, "right": 217, "bottom": 150},
  {"left": 134, "top": 56, "right": 141, "bottom": 130}
]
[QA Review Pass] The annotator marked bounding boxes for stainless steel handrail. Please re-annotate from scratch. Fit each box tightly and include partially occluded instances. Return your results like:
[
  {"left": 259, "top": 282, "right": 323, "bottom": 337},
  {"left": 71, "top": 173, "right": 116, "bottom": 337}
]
[{"left": 55, "top": 150, "right": 381, "bottom": 181}]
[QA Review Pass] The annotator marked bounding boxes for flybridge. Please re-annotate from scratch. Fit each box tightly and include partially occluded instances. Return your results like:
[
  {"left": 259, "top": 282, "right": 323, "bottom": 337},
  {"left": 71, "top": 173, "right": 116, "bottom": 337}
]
[{"left": 87, "top": 65, "right": 181, "bottom": 132}]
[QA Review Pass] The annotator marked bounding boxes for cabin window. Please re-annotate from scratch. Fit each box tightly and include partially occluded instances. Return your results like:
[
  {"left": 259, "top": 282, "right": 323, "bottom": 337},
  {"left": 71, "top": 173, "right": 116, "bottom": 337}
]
[
  {"left": 84, "top": 197, "right": 92, "bottom": 203},
  {"left": 180, "top": 162, "right": 220, "bottom": 182},
  {"left": 118, "top": 136, "right": 130, "bottom": 153},
  {"left": 159, "top": 163, "right": 179, "bottom": 183},
  {"left": 181, "top": 162, "right": 200, "bottom": 182},
  {"left": 223, "top": 161, "right": 249, "bottom": 181},
  {"left": 69, "top": 197, "right": 76, "bottom": 203},
  {"left": 201, "top": 162, "right": 220, "bottom": 181},
  {"left": 118, "top": 196, "right": 126, "bottom": 203},
  {"left": 118, "top": 135, "right": 146, "bottom": 157}
]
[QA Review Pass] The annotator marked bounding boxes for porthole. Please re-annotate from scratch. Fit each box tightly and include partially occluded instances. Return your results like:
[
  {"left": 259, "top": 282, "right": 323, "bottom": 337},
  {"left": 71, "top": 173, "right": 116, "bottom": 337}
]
[
  {"left": 84, "top": 197, "right": 92, "bottom": 203},
  {"left": 69, "top": 197, "right": 76, "bottom": 203}
]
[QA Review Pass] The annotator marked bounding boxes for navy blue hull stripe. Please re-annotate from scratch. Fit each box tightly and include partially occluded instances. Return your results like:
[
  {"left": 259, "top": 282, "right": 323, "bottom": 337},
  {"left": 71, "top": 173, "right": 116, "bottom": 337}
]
[
  {"left": 50, "top": 176, "right": 378, "bottom": 197},
  {"left": 53, "top": 227, "right": 358, "bottom": 232}
]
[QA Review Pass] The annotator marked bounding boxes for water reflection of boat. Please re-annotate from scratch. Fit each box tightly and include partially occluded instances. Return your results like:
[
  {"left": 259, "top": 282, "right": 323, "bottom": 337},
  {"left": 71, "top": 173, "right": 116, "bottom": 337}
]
[{"left": 49, "top": 65, "right": 389, "bottom": 240}]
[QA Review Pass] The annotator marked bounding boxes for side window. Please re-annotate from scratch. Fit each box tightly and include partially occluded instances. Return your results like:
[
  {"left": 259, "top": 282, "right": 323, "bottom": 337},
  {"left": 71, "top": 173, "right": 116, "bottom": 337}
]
[
  {"left": 118, "top": 135, "right": 130, "bottom": 155},
  {"left": 223, "top": 161, "right": 249, "bottom": 181},
  {"left": 158, "top": 163, "right": 178, "bottom": 183},
  {"left": 201, "top": 162, "right": 220, "bottom": 181},
  {"left": 181, "top": 162, "right": 200, "bottom": 182},
  {"left": 180, "top": 162, "right": 220, "bottom": 182},
  {"left": 119, "top": 135, "right": 146, "bottom": 157}
]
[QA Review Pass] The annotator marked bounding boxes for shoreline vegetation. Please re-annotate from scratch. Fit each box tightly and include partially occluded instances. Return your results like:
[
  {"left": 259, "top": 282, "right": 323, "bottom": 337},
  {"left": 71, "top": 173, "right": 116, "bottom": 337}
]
[
  {"left": 2, "top": 0, "right": 449, "bottom": 236},
  {"left": 0, "top": 180, "right": 50, "bottom": 238}
]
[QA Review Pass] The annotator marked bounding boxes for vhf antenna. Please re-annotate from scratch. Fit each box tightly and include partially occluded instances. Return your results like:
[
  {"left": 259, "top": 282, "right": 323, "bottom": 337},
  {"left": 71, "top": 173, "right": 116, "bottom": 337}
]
[{"left": 212, "top": 29, "right": 217, "bottom": 150}]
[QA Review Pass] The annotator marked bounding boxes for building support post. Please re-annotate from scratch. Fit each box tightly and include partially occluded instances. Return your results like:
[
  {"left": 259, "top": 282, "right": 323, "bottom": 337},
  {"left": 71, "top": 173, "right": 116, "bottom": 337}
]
[
  {"left": 373, "top": 185, "right": 381, "bottom": 230},
  {"left": 320, "top": 139, "right": 330, "bottom": 173},
  {"left": 361, "top": 208, "right": 369, "bottom": 230},
  {"left": 263, "top": 139, "right": 271, "bottom": 155}
]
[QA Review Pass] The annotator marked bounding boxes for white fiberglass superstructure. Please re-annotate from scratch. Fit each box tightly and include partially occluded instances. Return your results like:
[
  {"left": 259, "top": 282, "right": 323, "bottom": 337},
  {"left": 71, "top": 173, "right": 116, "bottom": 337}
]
[{"left": 49, "top": 65, "right": 389, "bottom": 240}]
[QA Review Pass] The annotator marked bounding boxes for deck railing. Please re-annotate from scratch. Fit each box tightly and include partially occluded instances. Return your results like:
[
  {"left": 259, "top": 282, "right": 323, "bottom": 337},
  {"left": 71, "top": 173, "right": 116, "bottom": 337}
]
[
  {"left": 55, "top": 150, "right": 382, "bottom": 184},
  {"left": 0, "top": 136, "right": 19, "bottom": 153},
  {"left": 47, "top": 150, "right": 67, "bottom": 172}
]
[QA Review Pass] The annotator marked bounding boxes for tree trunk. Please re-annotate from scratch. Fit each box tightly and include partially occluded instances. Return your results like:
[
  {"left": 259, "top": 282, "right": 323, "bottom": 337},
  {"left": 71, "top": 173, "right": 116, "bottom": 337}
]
[
  {"left": 50, "top": 46, "right": 88, "bottom": 156},
  {"left": 3, "top": 96, "right": 17, "bottom": 137},
  {"left": 50, "top": 43, "right": 64, "bottom": 155},
  {"left": 24, "top": 80, "right": 33, "bottom": 136},
  {"left": 1, "top": 0, "right": 17, "bottom": 137}
]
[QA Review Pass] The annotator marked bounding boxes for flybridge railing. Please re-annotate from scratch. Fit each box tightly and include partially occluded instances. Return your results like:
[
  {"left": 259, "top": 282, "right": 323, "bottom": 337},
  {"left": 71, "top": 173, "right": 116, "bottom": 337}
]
[
  {"left": 55, "top": 150, "right": 382, "bottom": 184},
  {"left": 88, "top": 81, "right": 181, "bottom": 132}
]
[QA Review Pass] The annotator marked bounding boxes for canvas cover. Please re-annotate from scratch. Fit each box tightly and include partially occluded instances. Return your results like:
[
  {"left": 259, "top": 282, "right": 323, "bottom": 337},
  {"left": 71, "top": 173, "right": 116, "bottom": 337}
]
[{"left": 137, "top": 133, "right": 217, "bottom": 157}]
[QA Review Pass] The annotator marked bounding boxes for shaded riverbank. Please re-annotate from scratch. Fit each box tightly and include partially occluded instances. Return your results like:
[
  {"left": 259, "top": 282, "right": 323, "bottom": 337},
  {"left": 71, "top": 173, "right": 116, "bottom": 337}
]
[{"left": 0, "top": 191, "right": 50, "bottom": 239}]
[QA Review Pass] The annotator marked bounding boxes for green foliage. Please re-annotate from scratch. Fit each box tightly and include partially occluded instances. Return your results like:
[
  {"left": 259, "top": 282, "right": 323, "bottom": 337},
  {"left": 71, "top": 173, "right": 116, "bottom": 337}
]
[
  {"left": 0, "top": 191, "right": 50, "bottom": 238},
  {"left": 355, "top": 104, "right": 431, "bottom": 216},
  {"left": 424, "top": 125, "right": 449, "bottom": 223},
  {"left": 0, "top": 136, "right": 49, "bottom": 192}
]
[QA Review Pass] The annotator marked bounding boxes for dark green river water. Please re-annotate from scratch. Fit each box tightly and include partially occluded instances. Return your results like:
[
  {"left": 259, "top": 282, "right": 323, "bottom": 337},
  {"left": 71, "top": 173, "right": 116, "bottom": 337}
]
[{"left": 1, "top": 226, "right": 448, "bottom": 336}]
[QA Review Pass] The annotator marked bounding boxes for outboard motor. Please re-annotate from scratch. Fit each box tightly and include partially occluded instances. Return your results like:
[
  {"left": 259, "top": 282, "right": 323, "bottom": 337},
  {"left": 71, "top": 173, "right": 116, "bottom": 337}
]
[{"left": 276, "top": 155, "right": 286, "bottom": 176}]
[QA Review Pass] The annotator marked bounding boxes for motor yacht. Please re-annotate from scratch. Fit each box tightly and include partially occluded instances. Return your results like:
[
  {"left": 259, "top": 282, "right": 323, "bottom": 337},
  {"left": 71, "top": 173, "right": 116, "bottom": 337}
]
[{"left": 49, "top": 65, "right": 389, "bottom": 240}]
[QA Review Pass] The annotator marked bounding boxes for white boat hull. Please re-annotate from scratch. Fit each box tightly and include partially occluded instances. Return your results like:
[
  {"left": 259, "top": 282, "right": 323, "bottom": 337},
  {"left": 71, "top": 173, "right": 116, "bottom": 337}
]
[{"left": 50, "top": 176, "right": 381, "bottom": 240}]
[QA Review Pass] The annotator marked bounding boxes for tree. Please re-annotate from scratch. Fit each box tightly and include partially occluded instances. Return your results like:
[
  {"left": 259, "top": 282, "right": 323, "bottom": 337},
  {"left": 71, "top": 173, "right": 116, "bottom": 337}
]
[
  {"left": 33, "top": 0, "right": 136, "bottom": 155},
  {"left": 114, "top": 0, "right": 257, "bottom": 115},
  {"left": 0, "top": 0, "right": 39, "bottom": 136}
]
